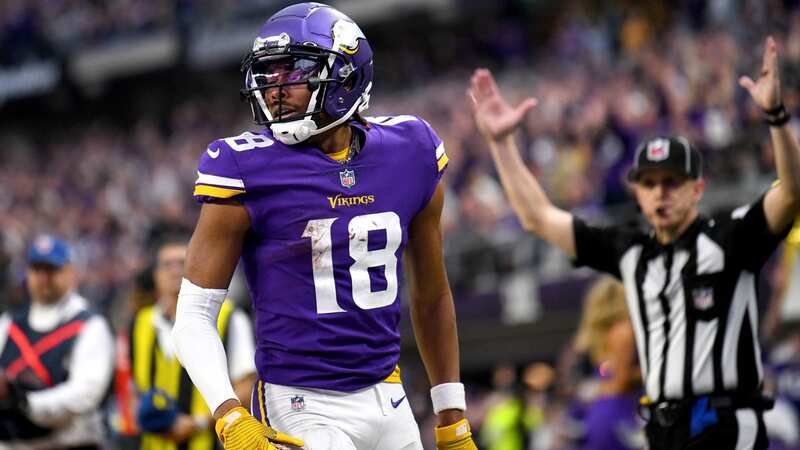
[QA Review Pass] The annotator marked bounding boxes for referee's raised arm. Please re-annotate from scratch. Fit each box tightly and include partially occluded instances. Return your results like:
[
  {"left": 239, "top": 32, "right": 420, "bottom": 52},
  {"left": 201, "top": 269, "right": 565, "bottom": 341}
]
[
  {"left": 469, "top": 36, "right": 800, "bottom": 450},
  {"left": 468, "top": 69, "right": 577, "bottom": 258},
  {"left": 739, "top": 36, "right": 800, "bottom": 233}
]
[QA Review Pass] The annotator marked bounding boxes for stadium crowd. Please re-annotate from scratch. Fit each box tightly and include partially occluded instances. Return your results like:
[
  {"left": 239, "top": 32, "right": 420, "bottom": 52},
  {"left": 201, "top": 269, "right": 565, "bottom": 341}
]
[
  {"left": 2, "top": 1, "right": 800, "bottom": 448},
  {"left": 1, "top": 0, "right": 269, "bottom": 63}
]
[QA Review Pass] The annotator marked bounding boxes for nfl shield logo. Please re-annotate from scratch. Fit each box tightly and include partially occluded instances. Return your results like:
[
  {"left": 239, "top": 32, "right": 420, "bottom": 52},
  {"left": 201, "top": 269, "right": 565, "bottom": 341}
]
[
  {"left": 646, "top": 139, "right": 670, "bottom": 161},
  {"left": 692, "top": 287, "right": 714, "bottom": 310},
  {"left": 290, "top": 395, "right": 305, "bottom": 411},
  {"left": 339, "top": 169, "right": 356, "bottom": 188}
]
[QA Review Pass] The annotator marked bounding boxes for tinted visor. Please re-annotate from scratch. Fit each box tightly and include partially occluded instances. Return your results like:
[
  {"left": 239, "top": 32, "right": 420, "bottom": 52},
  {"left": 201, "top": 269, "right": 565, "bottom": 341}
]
[{"left": 250, "top": 56, "right": 321, "bottom": 87}]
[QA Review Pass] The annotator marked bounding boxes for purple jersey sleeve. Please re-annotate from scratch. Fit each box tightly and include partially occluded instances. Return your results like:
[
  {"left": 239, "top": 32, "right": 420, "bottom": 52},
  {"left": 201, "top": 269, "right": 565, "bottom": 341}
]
[
  {"left": 412, "top": 116, "right": 448, "bottom": 208},
  {"left": 418, "top": 117, "right": 448, "bottom": 177},
  {"left": 365, "top": 115, "right": 448, "bottom": 212},
  {"left": 193, "top": 137, "right": 247, "bottom": 203}
]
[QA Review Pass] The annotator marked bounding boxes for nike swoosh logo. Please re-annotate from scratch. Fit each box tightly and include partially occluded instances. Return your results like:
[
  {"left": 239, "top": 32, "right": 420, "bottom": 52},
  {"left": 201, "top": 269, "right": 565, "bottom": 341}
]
[
  {"left": 391, "top": 396, "right": 406, "bottom": 409},
  {"left": 207, "top": 147, "right": 220, "bottom": 158}
]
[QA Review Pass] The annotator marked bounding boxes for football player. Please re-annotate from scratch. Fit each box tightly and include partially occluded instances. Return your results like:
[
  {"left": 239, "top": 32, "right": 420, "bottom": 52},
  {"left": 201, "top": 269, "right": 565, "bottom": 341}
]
[{"left": 171, "top": 3, "right": 478, "bottom": 450}]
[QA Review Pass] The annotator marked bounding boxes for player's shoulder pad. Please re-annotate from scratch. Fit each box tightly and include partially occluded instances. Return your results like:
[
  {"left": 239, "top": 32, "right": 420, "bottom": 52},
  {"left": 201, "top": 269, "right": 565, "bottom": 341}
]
[
  {"left": 195, "top": 131, "right": 275, "bottom": 200},
  {"left": 204, "top": 130, "right": 278, "bottom": 162},
  {"left": 365, "top": 115, "right": 447, "bottom": 172},
  {"left": 365, "top": 115, "right": 435, "bottom": 139},
  {"left": 365, "top": 114, "right": 420, "bottom": 128}
]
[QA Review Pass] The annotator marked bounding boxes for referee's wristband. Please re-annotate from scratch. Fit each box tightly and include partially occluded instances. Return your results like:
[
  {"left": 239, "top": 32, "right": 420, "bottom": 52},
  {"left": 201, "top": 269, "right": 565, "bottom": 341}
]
[
  {"left": 430, "top": 382, "right": 466, "bottom": 414},
  {"left": 764, "top": 103, "right": 791, "bottom": 127}
]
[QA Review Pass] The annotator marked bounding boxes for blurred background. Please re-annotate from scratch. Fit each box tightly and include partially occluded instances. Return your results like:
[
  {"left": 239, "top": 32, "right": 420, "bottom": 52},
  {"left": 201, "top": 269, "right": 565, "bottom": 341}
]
[{"left": 2, "top": 0, "right": 800, "bottom": 448}]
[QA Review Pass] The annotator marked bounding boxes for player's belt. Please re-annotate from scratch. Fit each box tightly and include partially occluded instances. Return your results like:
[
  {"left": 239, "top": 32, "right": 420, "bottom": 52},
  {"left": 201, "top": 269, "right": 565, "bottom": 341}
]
[{"left": 639, "top": 393, "right": 775, "bottom": 428}]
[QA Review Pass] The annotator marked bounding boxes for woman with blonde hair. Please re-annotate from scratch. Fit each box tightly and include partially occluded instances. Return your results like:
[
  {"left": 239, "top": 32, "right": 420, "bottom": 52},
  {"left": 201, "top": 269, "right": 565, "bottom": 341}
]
[{"left": 570, "top": 277, "right": 644, "bottom": 450}]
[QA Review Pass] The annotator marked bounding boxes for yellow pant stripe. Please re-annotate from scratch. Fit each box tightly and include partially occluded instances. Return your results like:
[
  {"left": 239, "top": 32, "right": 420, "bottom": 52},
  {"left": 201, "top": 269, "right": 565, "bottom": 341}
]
[{"left": 257, "top": 380, "right": 267, "bottom": 426}]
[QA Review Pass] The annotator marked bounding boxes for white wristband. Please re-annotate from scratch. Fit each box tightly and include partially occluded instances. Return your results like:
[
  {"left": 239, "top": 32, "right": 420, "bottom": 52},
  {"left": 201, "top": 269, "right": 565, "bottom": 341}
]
[{"left": 430, "top": 382, "right": 466, "bottom": 414}]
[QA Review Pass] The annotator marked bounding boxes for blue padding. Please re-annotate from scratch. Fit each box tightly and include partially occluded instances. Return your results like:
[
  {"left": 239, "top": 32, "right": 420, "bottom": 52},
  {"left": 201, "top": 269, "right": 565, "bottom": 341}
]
[{"left": 690, "top": 396, "right": 718, "bottom": 437}]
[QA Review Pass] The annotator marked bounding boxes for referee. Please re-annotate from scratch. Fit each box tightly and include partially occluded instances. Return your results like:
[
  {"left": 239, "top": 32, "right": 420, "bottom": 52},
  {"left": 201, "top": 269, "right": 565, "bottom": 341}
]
[{"left": 468, "top": 37, "right": 800, "bottom": 449}]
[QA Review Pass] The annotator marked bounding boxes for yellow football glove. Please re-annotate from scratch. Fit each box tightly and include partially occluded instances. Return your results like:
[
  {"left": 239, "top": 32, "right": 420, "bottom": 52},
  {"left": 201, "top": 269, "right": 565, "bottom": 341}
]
[
  {"left": 435, "top": 418, "right": 479, "bottom": 450},
  {"left": 215, "top": 406, "right": 305, "bottom": 450}
]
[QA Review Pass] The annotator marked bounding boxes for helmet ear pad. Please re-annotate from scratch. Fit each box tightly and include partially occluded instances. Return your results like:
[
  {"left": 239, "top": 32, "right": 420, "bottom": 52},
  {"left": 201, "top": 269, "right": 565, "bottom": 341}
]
[
  {"left": 320, "top": 41, "right": 373, "bottom": 120},
  {"left": 340, "top": 70, "right": 357, "bottom": 92}
]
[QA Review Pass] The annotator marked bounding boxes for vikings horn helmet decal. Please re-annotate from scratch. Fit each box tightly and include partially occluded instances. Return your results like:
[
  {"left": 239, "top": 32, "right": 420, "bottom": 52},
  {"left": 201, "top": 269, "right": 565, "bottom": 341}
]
[{"left": 240, "top": 3, "right": 374, "bottom": 145}]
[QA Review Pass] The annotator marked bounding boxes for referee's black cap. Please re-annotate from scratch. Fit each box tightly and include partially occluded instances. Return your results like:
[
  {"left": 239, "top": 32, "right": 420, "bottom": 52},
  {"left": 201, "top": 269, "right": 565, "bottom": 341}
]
[{"left": 628, "top": 136, "right": 703, "bottom": 182}]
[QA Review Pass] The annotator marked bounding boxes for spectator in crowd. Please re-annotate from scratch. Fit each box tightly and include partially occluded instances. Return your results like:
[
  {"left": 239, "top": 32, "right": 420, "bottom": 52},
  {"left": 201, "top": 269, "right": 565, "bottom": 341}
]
[
  {"left": 762, "top": 218, "right": 800, "bottom": 450},
  {"left": 0, "top": 235, "right": 114, "bottom": 449},
  {"left": 479, "top": 363, "right": 530, "bottom": 450},
  {"left": 126, "top": 236, "right": 255, "bottom": 449},
  {"left": 569, "top": 277, "right": 643, "bottom": 450}
]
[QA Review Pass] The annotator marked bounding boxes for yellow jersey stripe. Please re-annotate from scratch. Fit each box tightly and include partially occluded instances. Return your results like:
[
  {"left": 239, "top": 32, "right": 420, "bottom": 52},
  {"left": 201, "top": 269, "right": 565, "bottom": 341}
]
[
  {"left": 384, "top": 365, "right": 402, "bottom": 384},
  {"left": 193, "top": 185, "right": 245, "bottom": 198},
  {"left": 437, "top": 154, "right": 449, "bottom": 172}
]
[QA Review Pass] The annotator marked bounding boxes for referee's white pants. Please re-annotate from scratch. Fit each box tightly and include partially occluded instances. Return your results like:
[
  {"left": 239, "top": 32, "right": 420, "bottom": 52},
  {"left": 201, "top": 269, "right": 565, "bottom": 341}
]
[{"left": 252, "top": 380, "right": 424, "bottom": 450}]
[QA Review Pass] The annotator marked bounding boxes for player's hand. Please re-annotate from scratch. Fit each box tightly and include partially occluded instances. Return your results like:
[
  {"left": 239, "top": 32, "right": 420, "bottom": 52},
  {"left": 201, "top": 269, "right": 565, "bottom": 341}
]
[
  {"left": 739, "top": 36, "right": 782, "bottom": 111},
  {"left": 167, "top": 414, "right": 198, "bottom": 443},
  {"left": 468, "top": 68, "right": 537, "bottom": 142},
  {"left": 435, "top": 418, "right": 479, "bottom": 450},
  {"left": 0, "top": 376, "right": 28, "bottom": 414},
  {"left": 215, "top": 406, "right": 304, "bottom": 450}
]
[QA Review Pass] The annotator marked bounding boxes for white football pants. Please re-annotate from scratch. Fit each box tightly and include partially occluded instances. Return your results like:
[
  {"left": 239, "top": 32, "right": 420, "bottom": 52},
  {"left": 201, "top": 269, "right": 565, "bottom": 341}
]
[{"left": 252, "top": 380, "right": 424, "bottom": 450}]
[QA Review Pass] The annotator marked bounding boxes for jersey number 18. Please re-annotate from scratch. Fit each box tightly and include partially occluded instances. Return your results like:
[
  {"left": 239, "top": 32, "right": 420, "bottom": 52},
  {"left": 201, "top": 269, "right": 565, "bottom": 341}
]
[{"left": 302, "top": 212, "right": 401, "bottom": 314}]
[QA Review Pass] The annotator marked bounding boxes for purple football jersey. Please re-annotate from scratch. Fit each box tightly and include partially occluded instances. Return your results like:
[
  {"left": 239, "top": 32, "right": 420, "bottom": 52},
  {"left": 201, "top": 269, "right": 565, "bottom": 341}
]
[
  {"left": 193, "top": 115, "right": 447, "bottom": 391},
  {"left": 580, "top": 394, "right": 644, "bottom": 450}
]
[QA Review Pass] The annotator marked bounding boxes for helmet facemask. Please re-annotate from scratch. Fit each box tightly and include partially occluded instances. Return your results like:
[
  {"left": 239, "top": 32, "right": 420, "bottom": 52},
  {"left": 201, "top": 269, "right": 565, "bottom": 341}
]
[{"left": 241, "top": 43, "right": 359, "bottom": 145}]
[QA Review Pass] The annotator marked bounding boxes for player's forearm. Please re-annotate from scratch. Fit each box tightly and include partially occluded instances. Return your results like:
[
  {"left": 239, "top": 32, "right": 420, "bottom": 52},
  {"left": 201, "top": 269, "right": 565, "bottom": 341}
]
[
  {"left": 771, "top": 122, "right": 800, "bottom": 205},
  {"left": 489, "top": 135, "right": 555, "bottom": 234},
  {"left": 410, "top": 292, "right": 465, "bottom": 427},
  {"left": 172, "top": 279, "right": 238, "bottom": 417},
  {"left": 409, "top": 291, "right": 460, "bottom": 387}
]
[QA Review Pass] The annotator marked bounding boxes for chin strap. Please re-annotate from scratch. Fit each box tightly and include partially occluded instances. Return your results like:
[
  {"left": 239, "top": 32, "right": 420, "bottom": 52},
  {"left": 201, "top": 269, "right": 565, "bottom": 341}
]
[
  {"left": 270, "top": 82, "right": 372, "bottom": 145},
  {"left": 269, "top": 118, "right": 317, "bottom": 145}
]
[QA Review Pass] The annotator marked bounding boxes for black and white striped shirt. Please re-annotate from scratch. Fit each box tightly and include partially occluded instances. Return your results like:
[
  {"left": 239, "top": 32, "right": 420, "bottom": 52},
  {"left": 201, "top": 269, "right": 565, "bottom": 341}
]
[{"left": 574, "top": 195, "right": 791, "bottom": 401}]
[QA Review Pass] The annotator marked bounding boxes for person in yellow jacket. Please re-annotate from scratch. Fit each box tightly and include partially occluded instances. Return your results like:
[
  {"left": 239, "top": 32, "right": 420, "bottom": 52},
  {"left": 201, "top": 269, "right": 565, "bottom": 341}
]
[
  {"left": 129, "top": 237, "right": 256, "bottom": 450},
  {"left": 479, "top": 364, "right": 529, "bottom": 450},
  {"left": 762, "top": 216, "right": 800, "bottom": 340},
  {"left": 776, "top": 220, "right": 800, "bottom": 322}
]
